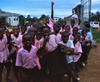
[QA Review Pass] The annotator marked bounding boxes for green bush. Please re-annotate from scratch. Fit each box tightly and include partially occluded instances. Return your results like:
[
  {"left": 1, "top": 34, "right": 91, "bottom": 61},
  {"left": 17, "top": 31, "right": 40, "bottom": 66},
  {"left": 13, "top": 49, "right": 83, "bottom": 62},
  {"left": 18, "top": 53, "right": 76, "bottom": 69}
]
[{"left": 91, "top": 28, "right": 100, "bottom": 43}]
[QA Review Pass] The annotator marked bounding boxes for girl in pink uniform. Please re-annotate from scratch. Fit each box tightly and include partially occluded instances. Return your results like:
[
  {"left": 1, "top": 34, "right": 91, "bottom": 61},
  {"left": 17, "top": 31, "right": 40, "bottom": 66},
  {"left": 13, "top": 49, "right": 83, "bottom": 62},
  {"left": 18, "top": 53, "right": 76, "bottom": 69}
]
[
  {"left": 38, "top": 26, "right": 78, "bottom": 82},
  {"left": 72, "top": 33, "right": 82, "bottom": 72},
  {"left": 20, "top": 25, "right": 27, "bottom": 35},
  {"left": 10, "top": 26, "right": 23, "bottom": 82},
  {"left": 0, "top": 28, "right": 11, "bottom": 82},
  {"left": 16, "top": 34, "right": 45, "bottom": 82},
  {"left": 43, "top": 2, "right": 54, "bottom": 32}
]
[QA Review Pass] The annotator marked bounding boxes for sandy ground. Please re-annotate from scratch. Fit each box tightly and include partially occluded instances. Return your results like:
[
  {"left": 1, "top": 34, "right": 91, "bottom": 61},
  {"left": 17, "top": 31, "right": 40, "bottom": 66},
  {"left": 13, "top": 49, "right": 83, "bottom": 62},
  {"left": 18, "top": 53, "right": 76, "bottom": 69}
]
[{"left": 2, "top": 43, "right": 100, "bottom": 82}]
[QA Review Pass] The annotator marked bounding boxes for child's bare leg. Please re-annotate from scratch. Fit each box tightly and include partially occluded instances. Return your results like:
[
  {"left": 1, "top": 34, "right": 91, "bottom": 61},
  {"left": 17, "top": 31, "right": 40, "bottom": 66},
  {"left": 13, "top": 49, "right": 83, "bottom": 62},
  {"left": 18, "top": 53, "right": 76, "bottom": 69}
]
[
  {"left": 6, "top": 66, "right": 11, "bottom": 80},
  {"left": 13, "top": 71, "right": 19, "bottom": 82},
  {"left": 0, "top": 69, "right": 3, "bottom": 82}
]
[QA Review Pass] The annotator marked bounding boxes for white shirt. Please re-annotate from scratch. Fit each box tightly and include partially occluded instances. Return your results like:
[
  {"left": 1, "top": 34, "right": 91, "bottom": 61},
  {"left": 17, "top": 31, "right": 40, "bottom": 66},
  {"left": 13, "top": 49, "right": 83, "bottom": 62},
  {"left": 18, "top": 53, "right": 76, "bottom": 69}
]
[
  {"left": 59, "top": 40, "right": 74, "bottom": 64},
  {"left": 86, "top": 32, "right": 93, "bottom": 45}
]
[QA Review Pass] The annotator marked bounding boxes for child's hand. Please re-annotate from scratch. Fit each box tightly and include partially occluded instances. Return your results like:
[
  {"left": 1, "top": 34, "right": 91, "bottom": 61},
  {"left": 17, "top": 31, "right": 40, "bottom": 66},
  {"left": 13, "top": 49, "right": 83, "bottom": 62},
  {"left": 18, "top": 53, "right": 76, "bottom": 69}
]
[
  {"left": 44, "top": 36, "right": 49, "bottom": 42},
  {"left": 66, "top": 51, "right": 71, "bottom": 55},
  {"left": 52, "top": 1, "right": 54, "bottom": 5}
]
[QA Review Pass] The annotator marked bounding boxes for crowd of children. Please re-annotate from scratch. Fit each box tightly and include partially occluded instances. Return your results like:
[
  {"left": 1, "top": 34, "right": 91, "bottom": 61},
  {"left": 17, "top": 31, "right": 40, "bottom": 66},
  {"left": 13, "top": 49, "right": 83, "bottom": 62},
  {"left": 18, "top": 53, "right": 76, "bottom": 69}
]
[{"left": 0, "top": 2, "right": 93, "bottom": 82}]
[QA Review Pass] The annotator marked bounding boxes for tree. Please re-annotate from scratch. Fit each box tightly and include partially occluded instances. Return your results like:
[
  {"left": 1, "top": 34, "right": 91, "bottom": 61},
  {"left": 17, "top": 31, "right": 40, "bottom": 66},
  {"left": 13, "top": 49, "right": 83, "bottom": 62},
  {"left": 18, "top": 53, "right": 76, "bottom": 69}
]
[
  {"left": 19, "top": 15, "right": 25, "bottom": 25},
  {"left": 39, "top": 14, "right": 46, "bottom": 20},
  {"left": 32, "top": 17, "right": 39, "bottom": 22}
]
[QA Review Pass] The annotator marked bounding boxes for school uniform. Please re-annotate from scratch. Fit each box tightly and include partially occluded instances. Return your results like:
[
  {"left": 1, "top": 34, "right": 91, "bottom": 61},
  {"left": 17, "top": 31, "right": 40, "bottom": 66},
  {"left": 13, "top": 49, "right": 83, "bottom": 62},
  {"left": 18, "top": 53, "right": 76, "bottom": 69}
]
[
  {"left": 19, "top": 32, "right": 27, "bottom": 35},
  {"left": 86, "top": 32, "right": 93, "bottom": 54},
  {"left": 0, "top": 35, "right": 11, "bottom": 72},
  {"left": 56, "top": 33, "right": 62, "bottom": 43},
  {"left": 16, "top": 45, "right": 43, "bottom": 82},
  {"left": 72, "top": 42, "right": 82, "bottom": 71},
  {"left": 69, "top": 34, "right": 74, "bottom": 41},
  {"left": 46, "top": 18, "right": 54, "bottom": 32},
  {"left": 60, "top": 27, "right": 65, "bottom": 32},
  {"left": 59, "top": 40, "right": 79, "bottom": 80},
  {"left": 11, "top": 34, "right": 23, "bottom": 71},
  {"left": 80, "top": 37, "right": 89, "bottom": 62},
  {"left": 27, "top": 25, "right": 33, "bottom": 30},
  {"left": 70, "top": 23, "right": 80, "bottom": 35},
  {"left": 39, "top": 35, "right": 71, "bottom": 78}
]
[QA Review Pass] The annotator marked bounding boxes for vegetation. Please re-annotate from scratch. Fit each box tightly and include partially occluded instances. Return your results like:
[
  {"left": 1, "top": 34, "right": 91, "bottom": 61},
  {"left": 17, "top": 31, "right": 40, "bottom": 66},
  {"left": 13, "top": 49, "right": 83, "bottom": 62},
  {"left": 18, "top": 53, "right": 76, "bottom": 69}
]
[
  {"left": 90, "top": 11, "right": 100, "bottom": 21},
  {"left": 91, "top": 28, "right": 100, "bottom": 43}
]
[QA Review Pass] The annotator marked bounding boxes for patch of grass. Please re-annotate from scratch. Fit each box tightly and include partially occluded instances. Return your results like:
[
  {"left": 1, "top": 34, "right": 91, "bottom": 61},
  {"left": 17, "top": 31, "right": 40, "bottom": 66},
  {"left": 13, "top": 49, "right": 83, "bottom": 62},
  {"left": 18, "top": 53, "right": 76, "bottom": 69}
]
[{"left": 91, "top": 28, "right": 100, "bottom": 43}]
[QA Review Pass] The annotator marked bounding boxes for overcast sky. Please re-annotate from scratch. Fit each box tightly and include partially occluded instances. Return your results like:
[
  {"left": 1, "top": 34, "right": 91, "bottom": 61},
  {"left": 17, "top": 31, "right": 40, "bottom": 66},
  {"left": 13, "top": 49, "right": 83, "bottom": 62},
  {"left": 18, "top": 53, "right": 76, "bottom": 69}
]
[{"left": 0, "top": 0, "right": 100, "bottom": 18}]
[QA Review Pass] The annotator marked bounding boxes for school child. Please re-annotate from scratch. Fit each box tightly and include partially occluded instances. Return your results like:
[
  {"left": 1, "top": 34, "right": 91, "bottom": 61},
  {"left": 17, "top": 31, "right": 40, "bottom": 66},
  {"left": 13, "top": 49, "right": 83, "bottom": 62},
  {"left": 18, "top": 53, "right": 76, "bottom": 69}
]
[
  {"left": 43, "top": 2, "right": 54, "bottom": 32},
  {"left": 38, "top": 26, "right": 78, "bottom": 82},
  {"left": 73, "top": 27, "right": 79, "bottom": 37},
  {"left": 10, "top": 26, "right": 23, "bottom": 82},
  {"left": 27, "top": 21, "right": 32, "bottom": 30},
  {"left": 16, "top": 34, "right": 45, "bottom": 82},
  {"left": 0, "top": 21, "right": 8, "bottom": 30},
  {"left": 65, "top": 25, "right": 74, "bottom": 41},
  {"left": 20, "top": 25, "right": 27, "bottom": 35},
  {"left": 70, "top": 13, "right": 81, "bottom": 35},
  {"left": 80, "top": 29, "right": 90, "bottom": 68},
  {"left": 38, "top": 22, "right": 42, "bottom": 29},
  {"left": 85, "top": 24, "right": 93, "bottom": 54},
  {"left": 28, "top": 27, "right": 40, "bottom": 49},
  {"left": 36, "top": 29, "right": 42, "bottom": 41},
  {"left": 59, "top": 31, "right": 80, "bottom": 82},
  {"left": 60, "top": 20, "right": 66, "bottom": 32},
  {"left": 33, "top": 22, "right": 38, "bottom": 31},
  {"left": 0, "top": 28, "right": 12, "bottom": 82},
  {"left": 53, "top": 24, "right": 62, "bottom": 42},
  {"left": 72, "top": 33, "right": 82, "bottom": 72}
]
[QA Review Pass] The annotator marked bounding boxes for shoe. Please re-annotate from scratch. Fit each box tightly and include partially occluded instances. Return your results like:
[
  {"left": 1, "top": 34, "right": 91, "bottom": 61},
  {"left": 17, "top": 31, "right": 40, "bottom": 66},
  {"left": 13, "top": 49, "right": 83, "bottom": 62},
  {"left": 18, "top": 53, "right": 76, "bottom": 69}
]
[
  {"left": 82, "top": 62, "right": 85, "bottom": 66},
  {"left": 64, "top": 74, "right": 67, "bottom": 77},
  {"left": 77, "top": 77, "right": 80, "bottom": 81}
]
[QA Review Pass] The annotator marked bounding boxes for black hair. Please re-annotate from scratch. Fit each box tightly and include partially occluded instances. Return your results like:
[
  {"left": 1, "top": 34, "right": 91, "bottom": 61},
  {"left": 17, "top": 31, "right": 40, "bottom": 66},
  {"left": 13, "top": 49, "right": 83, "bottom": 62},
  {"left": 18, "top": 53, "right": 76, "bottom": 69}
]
[
  {"left": 21, "top": 25, "right": 26, "bottom": 28},
  {"left": 71, "top": 19, "right": 75, "bottom": 22},
  {"left": 28, "top": 27, "right": 36, "bottom": 32},
  {"left": 74, "top": 32, "right": 80, "bottom": 36},
  {"left": 40, "top": 26, "right": 50, "bottom": 32},
  {"left": 36, "top": 29, "right": 41, "bottom": 34},
  {"left": 65, "top": 25, "right": 70, "bottom": 28},
  {"left": 86, "top": 24, "right": 90, "bottom": 28},
  {"left": 22, "top": 33, "right": 32, "bottom": 40},
  {"left": 13, "top": 26, "right": 20, "bottom": 29},
  {"left": 73, "top": 27, "right": 78, "bottom": 31},
  {"left": 0, "top": 21, "right": 5, "bottom": 24},
  {"left": 62, "top": 31, "right": 70, "bottom": 36}
]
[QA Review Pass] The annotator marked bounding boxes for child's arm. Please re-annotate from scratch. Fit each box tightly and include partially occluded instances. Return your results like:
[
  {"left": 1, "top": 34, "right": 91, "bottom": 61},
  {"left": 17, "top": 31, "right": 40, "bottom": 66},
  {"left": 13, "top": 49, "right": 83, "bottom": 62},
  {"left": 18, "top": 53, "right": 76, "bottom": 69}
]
[
  {"left": 75, "top": 12, "right": 81, "bottom": 25},
  {"left": 51, "top": 1, "right": 54, "bottom": 19},
  {"left": 37, "top": 36, "right": 49, "bottom": 56}
]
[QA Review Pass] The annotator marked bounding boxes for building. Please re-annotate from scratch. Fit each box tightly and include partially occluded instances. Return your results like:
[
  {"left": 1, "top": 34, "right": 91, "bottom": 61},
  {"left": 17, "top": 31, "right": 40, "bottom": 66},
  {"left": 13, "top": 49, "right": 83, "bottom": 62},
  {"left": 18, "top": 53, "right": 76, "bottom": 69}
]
[
  {"left": 64, "top": 15, "right": 72, "bottom": 26},
  {"left": 0, "top": 9, "right": 20, "bottom": 26},
  {"left": 81, "top": 0, "right": 91, "bottom": 23}
]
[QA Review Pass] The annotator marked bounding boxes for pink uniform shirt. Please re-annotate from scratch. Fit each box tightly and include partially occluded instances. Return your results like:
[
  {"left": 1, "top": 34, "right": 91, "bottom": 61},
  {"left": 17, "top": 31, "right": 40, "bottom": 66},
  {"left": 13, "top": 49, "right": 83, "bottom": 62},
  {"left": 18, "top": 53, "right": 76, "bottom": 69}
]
[
  {"left": 69, "top": 35, "right": 74, "bottom": 41},
  {"left": 16, "top": 45, "right": 41, "bottom": 70},
  {"left": 11, "top": 34, "right": 23, "bottom": 50},
  {"left": 27, "top": 25, "right": 33, "bottom": 30},
  {"left": 34, "top": 38, "right": 40, "bottom": 50},
  {"left": 0, "top": 35, "right": 9, "bottom": 63},
  {"left": 56, "top": 33, "right": 62, "bottom": 43},
  {"left": 72, "top": 41, "right": 82, "bottom": 62},
  {"left": 19, "top": 32, "right": 27, "bottom": 35},
  {"left": 80, "top": 36, "right": 89, "bottom": 46},
  {"left": 70, "top": 23, "right": 80, "bottom": 35},
  {"left": 40, "top": 34, "right": 58, "bottom": 52},
  {"left": 46, "top": 18, "right": 54, "bottom": 32},
  {"left": 60, "top": 27, "right": 65, "bottom": 32}
]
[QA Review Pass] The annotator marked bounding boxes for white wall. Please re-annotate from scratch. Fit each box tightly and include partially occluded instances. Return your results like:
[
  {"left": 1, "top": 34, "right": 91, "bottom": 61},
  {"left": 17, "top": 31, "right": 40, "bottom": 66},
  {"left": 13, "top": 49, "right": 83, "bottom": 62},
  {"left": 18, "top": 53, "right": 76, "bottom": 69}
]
[{"left": 6, "top": 16, "right": 19, "bottom": 26}]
